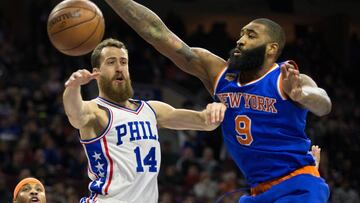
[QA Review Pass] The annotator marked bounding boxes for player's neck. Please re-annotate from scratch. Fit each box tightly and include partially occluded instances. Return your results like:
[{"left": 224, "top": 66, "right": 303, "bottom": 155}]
[{"left": 238, "top": 60, "right": 275, "bottom": 84}]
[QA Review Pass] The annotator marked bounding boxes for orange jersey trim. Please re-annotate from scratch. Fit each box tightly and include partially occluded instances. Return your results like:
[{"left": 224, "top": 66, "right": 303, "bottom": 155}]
[
  {"left": 278, "top": 73, "right": 288, "bottom": 100},
  {"left": 251, "top": 165, "right": 320, "bottom": 196},
  {"left": 213, "top": 65, "right": 228, "bottom": 96}
]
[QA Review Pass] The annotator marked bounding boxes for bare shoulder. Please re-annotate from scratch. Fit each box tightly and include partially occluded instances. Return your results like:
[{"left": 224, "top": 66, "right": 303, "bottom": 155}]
[
  {"left": 147, "top": 100, "right": 176, "bottom": 118},
  {"left": 83, "top": 99, "right": 103, "bottom": 115},
  {"left": 191, "top": 48, "right": 227, "bottom": 93},
  {"left": 191, "top": 48, "right": 227, "bottom": 68},
  {"left": 85, "top": 99, "right": 99, "bottom": 108},
  {"left": 147, "top": 100, "right": 173, "bottom": 112},
  {"left": 79, "top": 100, "right": 109, "bottom": 140},
  {"left": 87, "top": 99, "right": 109, "bottom": 117}
]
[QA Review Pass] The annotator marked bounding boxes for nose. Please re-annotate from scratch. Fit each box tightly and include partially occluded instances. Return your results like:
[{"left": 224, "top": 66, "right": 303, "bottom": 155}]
[
  {"left": 115, "top": 62, "right": 122, "bottom": 72},
  {"left": 30, "top": 189, "right": 38, "bottom": 196},
  {"left": 236, "top": 38, "right": 245, "bottom": 48}
]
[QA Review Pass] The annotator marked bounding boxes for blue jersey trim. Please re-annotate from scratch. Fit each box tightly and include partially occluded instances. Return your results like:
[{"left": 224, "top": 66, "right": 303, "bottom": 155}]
[
  {"left": 97, "top": 97, "right": 143, "bottom": 113},
  {"left": 143, "top": 101, "right": 157, "bottom": 119}
]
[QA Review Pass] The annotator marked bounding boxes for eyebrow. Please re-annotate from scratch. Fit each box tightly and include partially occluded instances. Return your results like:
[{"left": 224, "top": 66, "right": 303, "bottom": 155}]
[
  {"left": 105, "top": 56, "right": 128, "bottom": 61},
  {"left": 21, "top": 183, "right": 43, "bottom": 189},
  {"left": 241, "top": 28, "right": 257, "bottom": 34},
  {"left": 105, "top": 57, "right": 117, "bottom": 61},
  {"left": 20, "top": 184, "right": 31, "bottom": 191}
]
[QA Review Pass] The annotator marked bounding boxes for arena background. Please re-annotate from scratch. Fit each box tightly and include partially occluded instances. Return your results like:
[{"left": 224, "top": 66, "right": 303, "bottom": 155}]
[{"left": 0, "top": 0, "right": 359, "bottom": 202}]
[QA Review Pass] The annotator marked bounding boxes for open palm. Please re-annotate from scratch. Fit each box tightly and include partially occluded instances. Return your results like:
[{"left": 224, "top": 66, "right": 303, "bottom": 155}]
[{"left": 281, "top": 63, "right": 303, "bottom": 102}]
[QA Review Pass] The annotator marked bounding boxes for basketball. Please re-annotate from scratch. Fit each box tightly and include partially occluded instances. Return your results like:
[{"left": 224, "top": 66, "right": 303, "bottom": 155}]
[{"left": 47, "top": 0, "right": 105, "bottom": 56}]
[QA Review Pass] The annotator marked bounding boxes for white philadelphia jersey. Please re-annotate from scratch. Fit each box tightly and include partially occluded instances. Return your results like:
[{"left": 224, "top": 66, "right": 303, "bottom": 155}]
[{"left": 80, "top": 97, "right": 161, "bottom": 203}]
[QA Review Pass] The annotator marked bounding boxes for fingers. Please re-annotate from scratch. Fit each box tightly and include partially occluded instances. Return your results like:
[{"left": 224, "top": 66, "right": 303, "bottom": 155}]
[
  {"left": 288, "top": 68, "right": 300, "bottom": 78},
  {"left": 219, "top": 103, "right": 226, "bottom": 122},
  {"left": 284, "top": 61, "right": 294, "bottom": 70},
  {"left": 281, "top": 62, "right": 304, "bottom": 101},
  {"left": 205, "top": 102, "right": 227, "bottom": 125},
  {"left": 283, "top": 65, "right": 301, "bottom": 88},
  {"left": 311, "top": 145, "right": 321, "bottom": 155},
  {"left": 311, "top": 145, "right": 321, "bottom": 168},
  {"left": 313, "top": 145, "right": 321, "bottom": 152},
  {"left": 64, "top": 69, "right": 99, "bottom": 87},
  {"left": 280, "top": 64, "right": 288, "bottom": 79},
  {"left": 281, "top": 64, "right": 299, "bottom": 78},
  {"left": 91, "top": 71, "right": 100, "bottom": 79},
  {"left": 286, "top": 60, "right": 299, "bottom": 70},
  {"left": 205, "top": 103, "right": 213, "bottom": 125},
  {"left": 79, "top": 69, "right": 100, "bottom": 78},
  {"left": 64, "top": 80, "right": 71, "bottom": 87},
  {"left": 288, "top": 69, "right": 300, "bottom": 87}
]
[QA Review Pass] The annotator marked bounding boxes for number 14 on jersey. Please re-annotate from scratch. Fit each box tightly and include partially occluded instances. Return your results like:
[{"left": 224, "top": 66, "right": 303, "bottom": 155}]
[{"left": 134, "top": 147, "right": 158, "bottom": 172}]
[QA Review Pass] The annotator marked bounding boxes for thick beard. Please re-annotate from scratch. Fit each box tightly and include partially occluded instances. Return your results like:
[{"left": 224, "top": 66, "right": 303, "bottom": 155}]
[
  {"left": 228, "top": 44, "right": 266, "bottom": 73},
  {"left": 98, "top": 75, "right": 134, "bottom": 103}
]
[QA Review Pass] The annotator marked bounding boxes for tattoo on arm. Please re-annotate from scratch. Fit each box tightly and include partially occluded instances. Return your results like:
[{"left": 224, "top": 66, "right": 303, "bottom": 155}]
[
  {"left": 113, "top": 1, "right": 167, "bottom": 41},
  {"left": 175, "top": 44, "right": 197, "bottom": 62}
]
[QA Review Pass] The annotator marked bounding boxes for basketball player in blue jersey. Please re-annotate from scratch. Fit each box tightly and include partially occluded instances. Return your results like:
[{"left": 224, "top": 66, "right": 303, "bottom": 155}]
[
  {"left": 63, "top": 38, "right": 226, "bottom": 203},
  {"left": 102, "top": 0, "right": 332, "bottom": 202}
]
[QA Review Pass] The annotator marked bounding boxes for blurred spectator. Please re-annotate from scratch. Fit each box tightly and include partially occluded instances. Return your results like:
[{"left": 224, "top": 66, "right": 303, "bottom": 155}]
[
  {"left": 176, "top": 147, "right": 199, "bottom": 176},
  {"left": 0, "top": 172, "right": 11, "bottom": 202},
  {"left": 193, "top": 171, "right": 218, "bottom": 200},
  {"left": 184, "top": 164, "right": 201, "bottom": 189},
  {"left": 159, "top": 191, "right": 175, "bottom": 203},
  {"left": 0, "top": 1, "right": 359, "bottom": 202},
  {"left": 331, "top": 179, "right": 360, "bottom": 203},
  {"left": 218, "top": 171, "right": 238, "bottom": 194},
  {"left": 198, "top": 147, "right": 219, "bottom": 175},
  {"left": 161, "top": 140, "right": 179, "bottom": 167},
  {"left": 159, "top": 165, "right": 183, "bottom": 188}
]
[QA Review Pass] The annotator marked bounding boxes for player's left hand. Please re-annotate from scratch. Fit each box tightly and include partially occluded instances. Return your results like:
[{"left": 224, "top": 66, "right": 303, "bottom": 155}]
[
  {"left": 281, "top": 62, "right": 303, "bottom": 102},
  {"left": 204, "top": 102, "right": 227, "bottom": 125},
  {"left": 311, "top": 145, "right": 321, "bottom": 169}
]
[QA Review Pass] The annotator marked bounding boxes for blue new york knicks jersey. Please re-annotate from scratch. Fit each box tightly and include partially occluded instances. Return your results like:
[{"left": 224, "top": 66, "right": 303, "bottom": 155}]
[{"left": 214, "top": 63, "right": 315, "bottom": 187}]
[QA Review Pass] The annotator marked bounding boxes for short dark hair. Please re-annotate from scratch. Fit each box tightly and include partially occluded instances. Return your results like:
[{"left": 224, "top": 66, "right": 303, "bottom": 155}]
[
  {"left": 252, "top": 18, "right": 285, "bottom": 58},
  {"left": 91, "top": 38, "right": 127, "bottom": 68}
]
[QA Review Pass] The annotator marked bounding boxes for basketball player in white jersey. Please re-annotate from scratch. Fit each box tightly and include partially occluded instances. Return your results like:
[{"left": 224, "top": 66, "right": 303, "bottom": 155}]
[{"left": 63, "top": 38, "right": 226, "bottom": 203}]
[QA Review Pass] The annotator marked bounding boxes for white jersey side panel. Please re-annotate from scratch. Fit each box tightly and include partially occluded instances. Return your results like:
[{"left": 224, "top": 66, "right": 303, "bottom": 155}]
[{"left": 80, "top": 97, "right": 161, "bottom": 203}]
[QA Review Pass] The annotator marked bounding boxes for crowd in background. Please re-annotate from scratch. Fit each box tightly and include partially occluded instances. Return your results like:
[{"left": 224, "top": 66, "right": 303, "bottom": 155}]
[{"left": 0, "top": 1, "right": 360, "bottom": 203}]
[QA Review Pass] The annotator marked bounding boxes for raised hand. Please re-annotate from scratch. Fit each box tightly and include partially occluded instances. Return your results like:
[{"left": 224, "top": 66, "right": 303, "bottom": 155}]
[
  {"left": 281, "top": 62, "right": 303, "bottom": 102},
  {"left": 311, "top": 145, "right": 321, "bottom": 169},
  {"left": 204, "top": 102, "right": 227, "bottom": 125},
  {"left": 65, "top": 69, "right": 100, "bottom": 88}
]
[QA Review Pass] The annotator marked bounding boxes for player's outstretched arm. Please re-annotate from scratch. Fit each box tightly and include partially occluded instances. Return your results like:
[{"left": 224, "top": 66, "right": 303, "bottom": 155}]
[
  {"left": 63, "top": 69, "right": 100, "bottom": 129},
  {"left": 103, "top": 0, "right": 226, "bottom": 93},
  {"left": 281, "top": 63, "right": 332, "bottom": 116},
  {"left": 148, "top": 101, "right": 226, "bottom": 131}
]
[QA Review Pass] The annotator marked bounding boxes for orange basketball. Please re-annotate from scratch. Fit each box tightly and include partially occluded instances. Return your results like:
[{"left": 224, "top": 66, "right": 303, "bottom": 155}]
[{"left": 47, "top": 0, "right": 105, "bottom": 56}]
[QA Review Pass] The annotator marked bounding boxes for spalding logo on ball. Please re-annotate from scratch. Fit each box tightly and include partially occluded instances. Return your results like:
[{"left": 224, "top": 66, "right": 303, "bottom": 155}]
[{"left": 47, "top": 0, "right": 105, "bottom": 56}]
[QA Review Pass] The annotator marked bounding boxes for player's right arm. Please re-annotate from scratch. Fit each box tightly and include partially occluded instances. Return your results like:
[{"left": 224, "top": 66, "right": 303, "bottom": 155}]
[
  {"left": 103, "top": 0, "right": 227, "bottom": 93},
  {"left": 63, "top": 69, "right": 100, "bottom": 129},
  {"left": 148, "top": 101, "right": 226, "bottom": 131}
]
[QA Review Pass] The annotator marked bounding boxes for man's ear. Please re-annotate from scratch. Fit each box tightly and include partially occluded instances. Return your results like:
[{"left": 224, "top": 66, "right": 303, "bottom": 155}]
[{"left": 267, "top": 43, "right": 279, "bottom": 56}]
